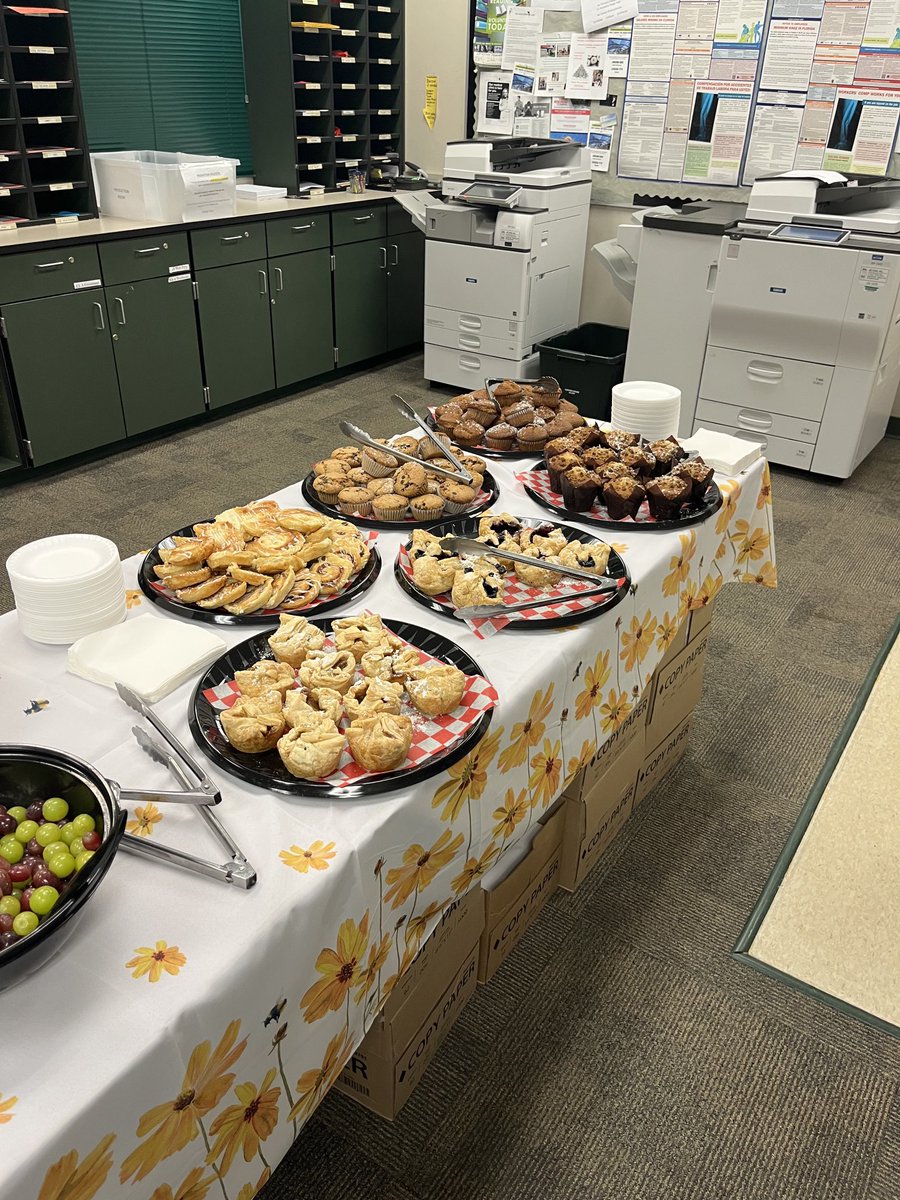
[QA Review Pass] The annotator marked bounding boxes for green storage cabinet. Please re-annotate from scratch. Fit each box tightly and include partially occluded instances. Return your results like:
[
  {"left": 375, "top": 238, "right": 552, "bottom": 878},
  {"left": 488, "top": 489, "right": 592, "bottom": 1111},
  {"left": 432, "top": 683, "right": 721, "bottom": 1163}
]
[
  {"left": 190, "top": 223, "right": 267, "bottom": 270},
  {"left": 386, "top": 230, "right": 424, "bottom": 351},
  {"left": 3, "top": 291, "right": 125, "bottom": 466},
  {"left": 331, "top": 206, "right": 387, "bottom": 246},
  {"left": 105, "top": 275, "right": 205, "bottom": 435},
  {"left": 195, "top": 260, "right": 275, "bottom": 408},
  {"left": 270, "top": 248, "right": 335, "bottom": 388},
  {"left": 0, "top": 245, "right": 103, "bottom": 306},
  {"left": 99, "top": 233, "right": 192, "bottom": 285},
  {"left": 333, "top": 239, "right": 388, "bottom": 367},
  {"left": 266, "top": 214, "right": 330, "bottom": 258}
]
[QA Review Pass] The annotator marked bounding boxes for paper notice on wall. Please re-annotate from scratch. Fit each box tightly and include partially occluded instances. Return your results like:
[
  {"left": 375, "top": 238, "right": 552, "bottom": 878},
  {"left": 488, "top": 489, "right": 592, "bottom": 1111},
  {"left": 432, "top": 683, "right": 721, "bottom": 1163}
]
[
  {"left": 565, "top": 32, "right": 609, "bottom": 99},
  {"left": 606, "top": 24, "right": 632, "bottom": 76},
  {"left": 536, "top": 33, "right": 572, "bottom": 95},
  {"left": 760, "top": 18, "right": 820, "bottom": 90},
  {"left": 581, "top": 0, "right": 638, "bottom": 35},
  {"left": 861, "top": 0, "right": 900, "bottom": 47},
  {"left": 742, "top": 89, "right": 805, "bottom": 181},
  {"left": 532, "top": 0, "right": 580, "bottom": 9},
  {"left": 589, "top": 109, "right": 618, "bottom": 169},
  {"left": 628, "top": 13, "right": 677, "bottom": 81},
  {"left": 821, "top": 85, "right": 900, "bottom": 174},
  {"left": 514, "top": 96, "right": 553, "bottom": 136},
  {"left": 423, "top": 75, "right": 438, "bottom": 129},
  {"left": 501, "top": 6, "right": 544, "bottom": 70},
  {"left": 681, "top": 79, "right": 753, "bottom": 183},
  {"left": 714, "top": 0, "right": 766, "bottom": 45},
  {"left": 549, "top": 96, "right": 592, "bottom": 143},
  {"left": 511, "top": 62, "right": 537, "bottom": 94},
  {"left": 474, "top": 0, "right": 521, "bottom": 67},
  {"left": 618, "top": 84, "right": 668, "bottom": 177},
  {"left": 476, "top": 69, "right": 514, "bottom": 134}
]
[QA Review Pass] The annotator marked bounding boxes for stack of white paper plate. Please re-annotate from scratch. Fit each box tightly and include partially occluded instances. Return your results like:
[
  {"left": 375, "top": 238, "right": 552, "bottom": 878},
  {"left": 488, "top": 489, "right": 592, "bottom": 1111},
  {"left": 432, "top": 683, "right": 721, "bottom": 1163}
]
[
  {"left": 6, "top": 534, "right": 125, "bottom": 645},
  {"left": 611, "top": 381, "right": 681, "bottom": 441}
]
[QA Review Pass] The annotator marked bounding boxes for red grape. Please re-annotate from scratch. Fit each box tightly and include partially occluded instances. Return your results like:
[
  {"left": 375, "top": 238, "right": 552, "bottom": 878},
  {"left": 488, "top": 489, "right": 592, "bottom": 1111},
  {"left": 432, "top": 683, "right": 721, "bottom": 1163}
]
[
  {"left": 0, "top": 815, "right": 15, "bottom": 837},
  {"left": 8, "top": 863, "right": 30, "bottom": 885},
  {"left": 18, "top": 887, "right": 34, "bottom": 912},
  {"left": 25, "top": 803, "right": 43, "bottom": 822},
  {"left": 26, "top": 838, "right": 42, "bottom": 857},
  {"left": 32, "top": 866, "right": 61, "bottom": 890},
  {"left": 0, "top": 914, "right": 12, "bottom": 934},
  {"left": 0, "top": 930, "right": 18, "bottom": 949},
  {"left": 0, "top": 872, "right": 11, "bottom": 897},
  {"left": 81, "top": 831, "right": 102, "bottom": 852}
]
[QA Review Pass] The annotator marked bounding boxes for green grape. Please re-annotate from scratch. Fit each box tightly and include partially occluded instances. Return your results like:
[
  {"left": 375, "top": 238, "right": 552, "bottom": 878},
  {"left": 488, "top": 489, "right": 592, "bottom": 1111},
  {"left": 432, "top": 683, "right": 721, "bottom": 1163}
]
[
  {"left": 0, "top": 896, "right": 20, "bottom": 917},
  {"left": 29, "top": 886, "right": 59, "bottom": 916},
  {"left": 71, "top": 814, "right": 96, "bottom": 836},
  {"left": 48, "top": 851, "right": 75, "bottom": 878},
  {"left": 0, "top": 840, "right": 23, "bottom": 864},
  {"left": 7, "top": 807, "right": 26, "bottom": 824},
  {"left": 14, "top": 820, "right": 38, "bottom": 844},
  {"left": 74, "top": 851, "right": 95, "bottom": 871},
  {"left": 42, "top": 797, "right": 69, "bottom": 822},
  {"left": 34, "top": 823, "right": 61, "bottom": 848},
  {"left": 60, "top": 825, "right": 79, "bottom": 846},
  {"left": 12, "top": 911, "right": 38, "bottom": 937},
  {"left": 68, "top": 837, "right": 85, "bottom": 859},
  {"left": 42, "top": 842, "right": 66, "bottom": 863}
]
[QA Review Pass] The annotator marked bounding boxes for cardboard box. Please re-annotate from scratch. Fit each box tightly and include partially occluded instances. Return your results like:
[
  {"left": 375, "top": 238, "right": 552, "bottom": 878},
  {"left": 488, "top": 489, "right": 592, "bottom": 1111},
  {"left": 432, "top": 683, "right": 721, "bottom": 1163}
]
[
  {"left": 688, "top": 597, "right": 715, "bottom": 643},
  {"left": 335, "top": 939, "right": 479, "bottom": 1119},
  {"left": 562, "top": 690, "right": 650, "bottom": 804},
  {"left": 634, "top": 715, "right": 693, "bottom": 807},
  {"left": 559, "top": 727, "right": 644, "bottom": 892},
  {"left": 644, "top": 624, "right": 710, "bottom": 750},
  {"left": 477, "top": 804, "right": 565, "bottom": 983}
]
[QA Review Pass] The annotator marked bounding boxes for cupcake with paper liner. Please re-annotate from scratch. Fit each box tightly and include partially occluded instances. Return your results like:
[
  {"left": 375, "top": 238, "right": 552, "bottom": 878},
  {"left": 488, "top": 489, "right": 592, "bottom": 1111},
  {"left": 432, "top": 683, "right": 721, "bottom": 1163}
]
[
  {"left": 450, "top": 419, "right": 485, "bottom": 448},
  {"left": 602, "top": 474, "right": 646, "bottom": 520},
  {"left": 418, "top": 433, "right": 453, "bottom": 460},
  {"left": 409, "top": 493, "right": 446, "bottom": 522},
  {"left": 484, "top": 421, "right": 517, "bottom": 451},
  {"left": 516, "top": 422, "right": 549, "bottom": 453},
  {"left": 371, "top": 493, "right": 408, "bottom": 521},
  {"left": 646, "top": 473, "right": 692, "bottom": 520},
  {"left": 390, "top": 435, "right": 421, "bottom": 457},
  {"left": 337, "top": 486, "right": 374, "bottom": 516},
  {"left": 440, "top": 480, "right": 478, "bottom": 515},
  {"left": 313, "top": 474, "right": 346, "bottom": 506},
  {"left": 361, "top": 446, "right": 398, "bottom": 477}
]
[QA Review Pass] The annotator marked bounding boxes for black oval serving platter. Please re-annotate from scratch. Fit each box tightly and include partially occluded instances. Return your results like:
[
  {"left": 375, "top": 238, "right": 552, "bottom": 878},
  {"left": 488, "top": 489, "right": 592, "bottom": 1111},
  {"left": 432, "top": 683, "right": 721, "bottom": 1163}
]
[
  {"left": 521, "top": 461, "right": 723, "bottom": 532},
  {"left": 424, "top": 411, "right": 535, "bottom": 461},
  {"left": 139, "top": 520, "right": 381, "bottom": 626},
  {"left": 301, "top": 470, "right": 500, "bottom": 531},
  {"left": 189, "top": 618, "right": 494, "bottom": 799},
  {"left": 394, "top": 514, "right": 630, "bottom": 630}
]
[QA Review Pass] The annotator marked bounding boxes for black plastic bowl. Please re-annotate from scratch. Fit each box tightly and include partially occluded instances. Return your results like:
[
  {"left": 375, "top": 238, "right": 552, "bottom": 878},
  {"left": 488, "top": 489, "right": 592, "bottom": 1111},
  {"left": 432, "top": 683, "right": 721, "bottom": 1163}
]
[{"left": 0, "top": 746, "right": 126, "bottom": 992}]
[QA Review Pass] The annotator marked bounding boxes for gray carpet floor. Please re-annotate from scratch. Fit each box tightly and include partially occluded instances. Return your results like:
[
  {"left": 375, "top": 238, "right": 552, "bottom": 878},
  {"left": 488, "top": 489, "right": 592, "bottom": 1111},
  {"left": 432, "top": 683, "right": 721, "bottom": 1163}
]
[{"left": 3, "top": 358, "right": 900, "bottom": 1200}]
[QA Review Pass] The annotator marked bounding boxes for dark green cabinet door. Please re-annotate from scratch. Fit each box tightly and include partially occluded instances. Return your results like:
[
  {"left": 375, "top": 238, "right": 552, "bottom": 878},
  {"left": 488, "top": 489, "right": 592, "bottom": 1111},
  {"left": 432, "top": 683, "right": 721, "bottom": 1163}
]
[
  {"left": 3, "top": 291, "right": 125, "bottom": 466},
  {"left": 106, "top": 276, "right": 205, "bottom": 436},
  {"left": 333, "top": 240, "right": 388, "bottom": 368},
  {"left": 270, "top": 248, "right": 334, "bottom": 388},
  {"left": 386, "top": 231, "right": 425, "bottom": 351},
  {"left": 196, "top": 261, "right": 275, "bottom": 408}
]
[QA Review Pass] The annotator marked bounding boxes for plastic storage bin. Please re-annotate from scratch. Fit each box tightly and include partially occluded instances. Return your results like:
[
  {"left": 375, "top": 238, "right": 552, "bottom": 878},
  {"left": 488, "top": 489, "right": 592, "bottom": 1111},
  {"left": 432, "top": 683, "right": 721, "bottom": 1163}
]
[
  {"left": 91, "top": 151, "right": 238, "bottom": 223},
  {"left": 537, "top": 322, "right": 629, "bottom": 420}
]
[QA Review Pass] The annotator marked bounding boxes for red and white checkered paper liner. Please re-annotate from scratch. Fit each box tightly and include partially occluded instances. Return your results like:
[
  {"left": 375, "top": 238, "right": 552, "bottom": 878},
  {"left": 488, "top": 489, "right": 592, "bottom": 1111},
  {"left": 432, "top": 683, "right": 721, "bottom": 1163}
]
[
  {"left": 151, "top": 530, "right": 380, "bottom": 613},
  {"left": 202, "top": 635, "right": 498, "bottom": 788},
  {"left": 516, "top": 466, "right": 663, "bottom": 525},
  {"left": 397, "top": 544, "right": 625, "bottom": 639}
]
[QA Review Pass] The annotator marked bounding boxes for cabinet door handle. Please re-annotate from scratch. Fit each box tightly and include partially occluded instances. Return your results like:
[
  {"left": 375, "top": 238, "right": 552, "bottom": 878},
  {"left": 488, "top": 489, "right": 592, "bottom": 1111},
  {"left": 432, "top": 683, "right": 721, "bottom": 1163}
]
[
  {"left": 36, "top": 260, "right": 64, "bottom": 271},
  {"left": 746, "top": 360, "right": 784, "bottom": 382},
  {"left": 259, "top": 269, "right": 268, "bottom": 296},
  {"left": 353, "top": 213, "right": 374, "bottom": 222},
  {"left": 379, "top": 246, "right": 387, "bottom": 269},
  {"left": 136, "top": 246, "right": 162, "bottom": 256},
  {"left": 92, "top": 302, "right": 105, "bottom": 331},
  {"left": 274, "top": 266, "right": 284, "bottom": 293},
  {"left": 115, "top": 297, "right": 126, "bottom": 327},
  {"left": 390, "top": 243, "right": 399, "bottom": 266},
  {"left": 220, "top": 234, "right": 246, "bottom": 244},
  {"left": 292, "top": 223, "right": 313, "bottom": 232}
]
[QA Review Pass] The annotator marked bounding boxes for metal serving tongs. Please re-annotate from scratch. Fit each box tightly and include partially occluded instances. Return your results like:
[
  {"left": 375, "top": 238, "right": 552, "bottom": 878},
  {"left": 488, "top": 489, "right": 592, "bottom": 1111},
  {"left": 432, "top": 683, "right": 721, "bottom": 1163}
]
[
  {"left": 441, "top": 536, "right": 621, "bottom": 621},
  {"left": 390, "top": 394, "right": 475, "bottom": 481},
  {"left": 115, "top": 683, "right": 257, "bottom": 889},
  {"left": 340, "top": 415, "right": 473, "bottom": 485}
]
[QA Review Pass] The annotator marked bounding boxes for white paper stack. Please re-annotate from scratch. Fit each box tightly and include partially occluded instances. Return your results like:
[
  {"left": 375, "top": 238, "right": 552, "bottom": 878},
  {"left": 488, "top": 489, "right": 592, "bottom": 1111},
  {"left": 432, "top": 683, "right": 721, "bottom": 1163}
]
[
  {"left": 236, "top": 183, "right": 288, "bottom": 202},
  {"left": 611, "top": 381, "right": 681, "bottom": 440},
  {"left": 67, "top": 615, "right": 226, "bottom": 704},
  {"left": 7, "top": 534, "right": 126, "bottom": 645},
  {"left": 681, "top": 428, "right": 764, "bottom": 475}
]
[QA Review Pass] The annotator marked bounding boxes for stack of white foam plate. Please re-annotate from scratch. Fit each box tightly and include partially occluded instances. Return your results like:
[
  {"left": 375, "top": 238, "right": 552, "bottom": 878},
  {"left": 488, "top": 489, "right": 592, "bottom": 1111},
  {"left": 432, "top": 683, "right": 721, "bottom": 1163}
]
[
  {"left": 611, "top": 381, "right": 682, "bottom": 441},
  {"left": 6, "top": 534, "right": 125, "bottom": 645}
]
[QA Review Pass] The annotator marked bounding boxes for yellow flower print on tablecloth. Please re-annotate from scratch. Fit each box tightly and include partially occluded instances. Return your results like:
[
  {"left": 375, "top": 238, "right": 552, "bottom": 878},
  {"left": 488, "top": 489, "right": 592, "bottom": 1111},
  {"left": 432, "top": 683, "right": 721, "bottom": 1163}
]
[
  {"left": 37, "top": 1133, "right": 116, "bottom": 1200},
  {"left": 431, "top": 726, "right": 504, "bottom": 823},
  {"left": 678, "top": 580, "right": 698, "bottom": 625},
  {"left": 499, "top": 685, "right": 555, "bottom": 773},
  {"left": 715, "top": 480, "right": 741, "bottom": 535},
  {"left": 120, "top": 1020, "right": 247, "bottom": 1183},
  {"left": 405, "top": 899, "right": 446, "bottom": 951},
  {"left": 492, "top": 788, "right": 529, "bottom": 840},
  {"left": 384, "top": 830, "right": 464, "bottom": 909},
  {"left": 715, "top": 537, "right": 728, "bottom": 560},
  {"left": 656, "top": 612, "right": 678, "bottom": 654},
  {"left": 732, "top": 519, "right": 770, "bottom": 566},
  {"left": 236, "top": 1170, "right": 271, "bottom": 1200},
  {"left": 451, "top": 841, "right": 500, "bottom": 894},
  {"left": 0, "top": 1091, "right": 16, "bottom": 1124},
  {"left": 574, "top": 650, "right": 610, "bottom": 721},
  {"left": 600, "top": 690, "right": 632, "bottom": 734},
  {"left": 126, "top": 801, "right": 162, "bottom": 837},
  {"left": 697, "top": 572, "right": 724, "bottom": 608},
  {"left": 150, "top": 1167, "right": 217, "bottom": 1200},
  {"left": 743, "top": 560, "right": 777, "bottom": 588},
  {"left": 529, "top": 738, "right": 562, "bottom": 809},
  {"left": 662, "top": 531, "right": 696, "bottom": 597},
  {"left": 381, "top": 943, "right": 417, "bottom": 1003},
  {"left": 620, "top": 611, "right": 657, "bottom": 674},
  {"left": 126, "top": 588, "right": 143, "bottom": 609},
  {"left": 354, "top": 933, "right": 392, "bottom": 1001},
  {"left": 300, "top": 912, "right": 369, "bottom": 1022},
  {"left": 289, "top": 1029, "right": 354, "bottom": 1126},
  {"left": 757, "top": 462, "right": 772, "bottom": 509},
  {"left": 126, "top": 940, "right": 186, "bottom": 983},
  {"left": 206, "top": 1069, "right": 280, "bottom": 1177},
  {"left": 566, "top": 740, "right": 595, "bottom": 784},
  {"left": 279, "top": 840, "right": 336, "bottom": 874}
]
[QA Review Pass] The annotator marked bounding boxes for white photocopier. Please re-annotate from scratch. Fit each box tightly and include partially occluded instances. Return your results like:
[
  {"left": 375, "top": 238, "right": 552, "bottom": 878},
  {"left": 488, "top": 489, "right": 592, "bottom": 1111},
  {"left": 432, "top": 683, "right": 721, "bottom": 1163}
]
[
  {"left": 397, "top": 138, "right": 591, "bottom": 390},
  {"left": 597, "top": 172, "right": 900, "bottom": 478}
]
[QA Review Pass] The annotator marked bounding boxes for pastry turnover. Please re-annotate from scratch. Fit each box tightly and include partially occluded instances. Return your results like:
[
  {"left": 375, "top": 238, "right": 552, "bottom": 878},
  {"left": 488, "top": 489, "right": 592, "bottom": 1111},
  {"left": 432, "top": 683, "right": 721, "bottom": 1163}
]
[
  {"left": 332, "top": 613, "right": 401, "bottom": 661},
  {"left": 277, "top": 720, "right": 346, "bottom": 779},
  {"left": 347, "top": 712, "right": 413, "bottom": 773},
  {"left": 299, "top": 649, "right": 356, "bottom": 697},
  {"left": 412, "top": 554, "right": 459, "bottom": 596},
  {"left": 404, "top": 663, "right": 466, "bottom": 717},
  {"left": 220, "top": 693, "right": 286, "bottom": 754},
  {"left": 512, "top": 550, "right": 564, "bottom": 589},
  {"left": 344, "top": 677, "right": 404, "bottom": 720},
  {"left": 268, "top": 613, "right": 326, "bottom": 668},
  {"left": 234, "top": 659, "right": 295, "bottom": 699}
]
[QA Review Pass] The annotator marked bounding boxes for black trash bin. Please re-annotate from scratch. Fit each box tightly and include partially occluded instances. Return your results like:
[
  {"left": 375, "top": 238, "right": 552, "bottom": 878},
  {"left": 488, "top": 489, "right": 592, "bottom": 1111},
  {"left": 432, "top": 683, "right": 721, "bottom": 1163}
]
[{"left": 537, "top": 323, "right": 629, "bottom": 420}]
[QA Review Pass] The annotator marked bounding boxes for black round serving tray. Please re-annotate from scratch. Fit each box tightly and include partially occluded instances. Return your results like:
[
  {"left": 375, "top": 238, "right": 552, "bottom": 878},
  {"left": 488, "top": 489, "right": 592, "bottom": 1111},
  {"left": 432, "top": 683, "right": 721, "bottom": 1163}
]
[
  {"left": 139, "top": 521, "right": 381, "bottom": 626},
  {"left": 424, "top": 411, "right": 536, "bottom": 461},
  {"left": 301, "top": 470, "right": 500, "bottom": 531},
  {"left": 521, "top": 461, "right": 723, "bottom": 531},
  {"left": 394, "top": 515, "right": 630, "bottom": 631},
  {"left": 189, "top": 618, "right": 494, "bottom": 799}
]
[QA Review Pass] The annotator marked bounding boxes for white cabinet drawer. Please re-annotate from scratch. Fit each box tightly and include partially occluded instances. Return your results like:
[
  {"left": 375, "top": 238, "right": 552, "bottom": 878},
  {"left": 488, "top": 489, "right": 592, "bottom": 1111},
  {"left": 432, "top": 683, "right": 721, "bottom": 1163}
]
[
  {"left": 425, "top": 324, "right": 523, "bottom": 358},
  {"left": 696, "top": 397, "right": 820, "bottom": 444},
  {"left": 693, "top": 419, "right": 814, "bottom": 471},
  {"left": 424, "top": 306, "right": 520, "bottom": 342},
  {"left": 424, "top": 343, "right": 539, "bottom": 390},
  {"left": 700, "top": 346, "right": 830, "bottom": 421}
]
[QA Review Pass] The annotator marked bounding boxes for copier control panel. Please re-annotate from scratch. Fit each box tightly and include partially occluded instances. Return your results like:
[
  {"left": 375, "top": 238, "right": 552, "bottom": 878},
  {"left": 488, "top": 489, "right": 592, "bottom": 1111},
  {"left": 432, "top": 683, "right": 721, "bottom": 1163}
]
[{"left": 493, "top": 210, "right": 535, "bottom": 250}]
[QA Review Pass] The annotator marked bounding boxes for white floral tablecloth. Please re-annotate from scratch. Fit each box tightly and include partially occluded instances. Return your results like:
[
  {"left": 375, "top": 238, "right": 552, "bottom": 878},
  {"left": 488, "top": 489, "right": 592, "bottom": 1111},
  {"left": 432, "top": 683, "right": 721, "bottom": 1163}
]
[{"left": 0, "top": 456, "right": 775, "bottom": 1200}]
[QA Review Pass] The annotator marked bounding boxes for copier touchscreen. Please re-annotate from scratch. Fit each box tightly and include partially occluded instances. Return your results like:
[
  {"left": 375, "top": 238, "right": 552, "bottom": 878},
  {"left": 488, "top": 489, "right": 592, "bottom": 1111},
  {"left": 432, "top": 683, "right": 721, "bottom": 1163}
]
[
  {"left": 770, "top": 224, "right": 849, "bottom": 243},
  {"left": 457, "top": 182, "right": 522, "bottom": 207}
]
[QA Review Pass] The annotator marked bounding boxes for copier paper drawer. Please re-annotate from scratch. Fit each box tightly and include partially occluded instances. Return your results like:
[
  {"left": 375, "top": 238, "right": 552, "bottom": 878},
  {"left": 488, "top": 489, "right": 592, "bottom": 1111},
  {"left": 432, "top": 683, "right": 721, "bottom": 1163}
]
[
  {"left": 693, "top": 419, "right": 814, "bottom": 470},
  {"left": 700, "top": 347, "right": 830, "bottom": 422},
  {"left": 425, "top": 241, "right": 529, "bottom": 321},
  {"left": 426, "top": 325, "right": 524, "bottom": 358},
  {"left": 696, "top": 397, "right": 820, "bottom": 444}
]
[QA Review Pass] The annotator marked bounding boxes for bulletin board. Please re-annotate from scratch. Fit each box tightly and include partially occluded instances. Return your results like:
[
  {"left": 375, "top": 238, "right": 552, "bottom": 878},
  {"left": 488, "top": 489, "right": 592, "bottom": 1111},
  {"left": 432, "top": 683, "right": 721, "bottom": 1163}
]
[{"left": 469, "top": 0, "right": 900, "bottom": 210}]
